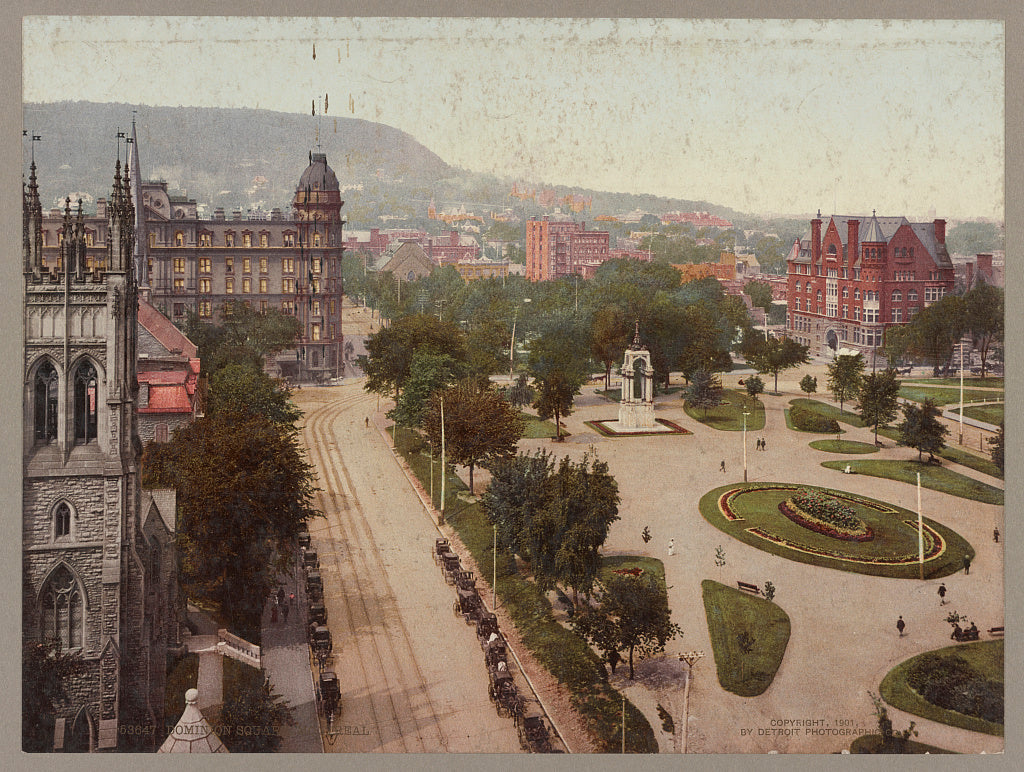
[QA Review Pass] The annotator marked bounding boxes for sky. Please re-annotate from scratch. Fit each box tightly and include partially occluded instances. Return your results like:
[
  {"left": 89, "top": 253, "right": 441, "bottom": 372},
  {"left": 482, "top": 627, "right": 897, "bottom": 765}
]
[{"left": 22, "top": 16, "right": 1004, "bottom": 221}]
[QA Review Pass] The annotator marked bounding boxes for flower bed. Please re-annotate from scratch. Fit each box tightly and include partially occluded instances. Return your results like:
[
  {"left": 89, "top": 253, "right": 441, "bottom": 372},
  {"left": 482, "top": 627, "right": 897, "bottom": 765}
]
[{"left": 779, "top": 500, "right": 874, "bottom": 541}]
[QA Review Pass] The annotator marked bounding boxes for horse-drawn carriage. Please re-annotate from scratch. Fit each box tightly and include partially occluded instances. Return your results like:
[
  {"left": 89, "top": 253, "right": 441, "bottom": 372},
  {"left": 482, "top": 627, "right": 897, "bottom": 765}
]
[
  {"left": 298, "top": 531, "right": 311, "bottom": 550},
  {"left": 310, "top": 624, "right": 333, "bottom": 668},
  {"left": 476, "top": 612, "right": 500, "bottom": 649},
  {"left": 432, "top": 538, "right": 450, "bottom": 565},
  {"left": 484, "top": 634, "right": 508, "bottom": 670},
  {"left": 306, "top": 570, "right": 323, "bottom": 601},
  {"left": 302, "top": 549, "right": 319, "bottom": 572},
  {"left": 518, "top": 714, "right": 552, "bottom": 753},
  {"left": 316, "top": 669, "right": 341, "bottom": 724},
  {"left": 308, "top": 600, "right": 327, "bottom": 626},
  {"left": 440, "top": 551, "right": 461, "bottom": 585},
  {"left": 453, "top": 585, "right": 483, "bottom": 623},
  {"left": 487, "top": 662, "right": 520, "bottom": 718}
]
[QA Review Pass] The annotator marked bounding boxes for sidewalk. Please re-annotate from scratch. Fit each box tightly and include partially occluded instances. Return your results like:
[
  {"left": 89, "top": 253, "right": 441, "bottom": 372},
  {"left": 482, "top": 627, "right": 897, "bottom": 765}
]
[{"left": 261, "top": 563, "right": 322, "bottom": 752}]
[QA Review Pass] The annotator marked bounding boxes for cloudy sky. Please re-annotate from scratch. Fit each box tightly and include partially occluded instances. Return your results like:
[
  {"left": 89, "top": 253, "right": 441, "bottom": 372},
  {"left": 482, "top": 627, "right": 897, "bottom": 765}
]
[{"left": 23, "top": 16, "right": 1004, "bottom": 220}]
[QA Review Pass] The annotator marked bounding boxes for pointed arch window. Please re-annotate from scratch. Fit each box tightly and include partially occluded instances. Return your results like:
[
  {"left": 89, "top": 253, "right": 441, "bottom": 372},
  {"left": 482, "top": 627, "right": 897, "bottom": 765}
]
[
  {"left": 40, "top": 565, "right": 83, "bottom": 650},
  {"left": 34, "top": 361, "right": 59, "bottom": 443},
  {"left": 54, "top": 502, "right": 72, "bottom": 539},
  {"left": 74, "top": 361, "right": 98, "bottom": 444}
]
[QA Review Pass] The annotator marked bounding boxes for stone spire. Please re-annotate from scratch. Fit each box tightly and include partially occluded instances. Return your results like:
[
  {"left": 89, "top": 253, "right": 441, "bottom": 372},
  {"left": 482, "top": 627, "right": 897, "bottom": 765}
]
[
  {"left": 158, "top": 689, "right": 229, "bottom": 753},
  {"left": 628, "top": 319, "right": 643, "bottom": 350}
]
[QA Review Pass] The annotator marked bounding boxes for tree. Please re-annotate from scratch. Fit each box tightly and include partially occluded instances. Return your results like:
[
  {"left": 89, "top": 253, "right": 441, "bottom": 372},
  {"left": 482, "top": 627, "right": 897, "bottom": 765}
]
[
  {"left": 506, "top": 373, "right": 535, "bottom": 408},
  {"left": 988, "top": 423, "right": 1004, "bottom": 473},
  {"left": 528, "top": 318, "right": 590, "bottom": 441},
  {"left": 684, "top": 369, "right": 724, "bottom": 417},
  {"left": 963, "top": 283, "right": 1003, "bottom": 378},
  {"left": 904, "top": 295, "right": 966, "bottom": 374},
  {"left": 218, "top": 666, "right": 295, "bottom": 753},
  {"left": 826, "top": 352, "right": 865, "bottom": 414},
  {"left": 590, "top": 305, "right": 630, "bottom": 391},
  {"left": 745, "top": 337, "right": 810, "bottom": 393},
  {"left": 744, "top": 375, "right": 765, "bottom": 399},
  {"left": 23, "top": 640, "right": 85, "bottom": 752},
  {"left": 423, "top": 379, "right": 525, "bottom": 494},
  {"left": 896, "top": 398, "right": 949, "bottom": 462},
  {"left": 143, "top": 411, "right": 319, "bottom": 639},
  {"left": 572, "top": 572, "right": 682, "bottom": 680},
  {"left": 744, "top": 280, "right": 774, "bottom": 313},
  {"left": 482, "top": 450, "right": 554, "bottom": 556},
  {"left": 207, "top": 362, "right": 301, "bottom": 426},
  {"left": 868, "top": 691, "right": 918, "bottom": 753},
  {"left": 858, "top": 368, "right": 901, "bottom": 445},
  {"left": 360, "top": 313, "right": 468, "bottom": 398},
  {"left": 388, "top": 350, "right": 461, "bottom": 429},
  {"left": 799, "top": 374, "right": 818, "bottom": 395},
  {"left": 182, "top": 304, "right": 301, "bottom": 375}
]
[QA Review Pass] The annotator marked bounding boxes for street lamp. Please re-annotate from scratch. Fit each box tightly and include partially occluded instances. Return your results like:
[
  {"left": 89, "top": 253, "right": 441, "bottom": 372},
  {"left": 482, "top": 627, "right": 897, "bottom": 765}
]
[
  {"left": 742, "top": 410, "right": 750, "bottom": 483},
  {"left": 509, "top": 298, "right": 532, "bottom": 383}
]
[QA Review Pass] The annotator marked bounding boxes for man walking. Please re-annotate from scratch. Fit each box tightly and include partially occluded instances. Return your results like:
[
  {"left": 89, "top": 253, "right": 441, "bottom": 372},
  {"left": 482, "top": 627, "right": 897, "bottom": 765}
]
[
  {"left": 668, "top": 538, "right": 675, "bottom": 557},
  {"left": 993, "top": 527, "right": 1000, "bottom": 543},
  {"left": 896, "top": 616, "right": 905, "bottom": 637},
  {"left": 938, "top": 583, "right": 947, "bottom": 605},
  {"left": 963, "top": 554, "right": 972, "bottom": 575},
  {"left": 720, "top": 460, "right": 726, "bottom": 472}
]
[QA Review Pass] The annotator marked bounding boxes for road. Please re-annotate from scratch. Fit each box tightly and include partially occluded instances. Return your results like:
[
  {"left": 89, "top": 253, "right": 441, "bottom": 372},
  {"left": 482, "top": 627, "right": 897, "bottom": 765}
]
[{"left": 293, "top": 383, "right": 521, "bottom": 753}]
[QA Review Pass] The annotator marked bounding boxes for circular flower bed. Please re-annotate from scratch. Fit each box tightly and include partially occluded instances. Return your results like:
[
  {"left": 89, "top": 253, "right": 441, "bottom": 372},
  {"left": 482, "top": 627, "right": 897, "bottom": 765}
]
[{"left": 779, "top": 493, "right": 874, "bottom": 542}]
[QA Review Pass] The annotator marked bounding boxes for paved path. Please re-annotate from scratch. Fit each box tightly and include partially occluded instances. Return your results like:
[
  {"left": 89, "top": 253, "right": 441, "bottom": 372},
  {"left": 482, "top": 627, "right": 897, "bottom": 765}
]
[
  {"left": 291, "top": 384, "right": 521, "bottom": 753},
  {"left": 512, "top": 368, "right": 1003, "bottom": 754}
]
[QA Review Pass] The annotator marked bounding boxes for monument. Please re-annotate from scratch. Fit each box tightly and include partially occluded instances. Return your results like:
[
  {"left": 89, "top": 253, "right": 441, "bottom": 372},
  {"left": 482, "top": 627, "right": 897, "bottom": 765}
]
[{"left": 618, "top": 322, "right": 656, "bottom": 429}]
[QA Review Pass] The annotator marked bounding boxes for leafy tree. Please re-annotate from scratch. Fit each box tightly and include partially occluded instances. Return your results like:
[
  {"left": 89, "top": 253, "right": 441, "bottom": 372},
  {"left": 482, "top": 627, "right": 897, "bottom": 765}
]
[
  {"left": 904, "top": 295, "right": 966, "bottom": 374},
  {"left": 360, "top": 313, "right": 468, "bottom": 398},
  {"left": 684, "top": 369, "right": 724, "bottom": 417},
  {"left": 744, "top": 280, "right": 774, "bottom": 313},
  {"left": 388, "top": 351, "right": 462, "bottom": 429},
  {"left": 677, "top": 303, "right": 734, "bottom": 382},
  {"left": 143, "top": 411, "right": 318, "bottom": 639},
  {"left": 218, "top": 666, "right": 295, "bottom": 752},
  {"left": 423, "top": 379, "right": 525, "bottom": 493},
  {"left": 799, "top": 374, "right": 818, "bottom": 395},
  {"left": 826, "top": 352, "right": 865, "bottom": 414},
  {"left": 868, "top": 691, "right": 918, "bottom": 753},
  {"left": 207, "top": 362, "right": 301, "bottom": 426},
  {"left": 744, "top": 375, "right": 765, "bottom": 399},
  {"left": 465, "top": 316, "right": 511, "bottom": 378},
  {"left": 23, "top": 640, "right": 85, "bottom": 752},
  {"left": 506, "top": 373, "right": 535, "bottom": 408},
  {"left": 745, "top": 337, "right": 810, "bottom": 393},
  {"left": 481, "top": 450, "right": 554, "bottom": 555},
  {"left": 988, "top": 423, "right": 1004, "bottom": 472},
  {"left": 528, "top": 318, "right": 590, "bottom": 441},
  {"left": 963, "top": 283, "right": 1003, "bottom": 378},
  {"left": 896, "top": 398, "right": 949, "bottom": 462},
  {"left": 882, "top": 323, "right": 914, "bottom": 369},
  {"left": 590, "top": 305, "right": 630, "bottom": 391},
  {"left": 572, "top": 571, "right": 682, "bottom": 680},
  {"left": 858, "top": 368, "right": 901, "bottom": 445}
]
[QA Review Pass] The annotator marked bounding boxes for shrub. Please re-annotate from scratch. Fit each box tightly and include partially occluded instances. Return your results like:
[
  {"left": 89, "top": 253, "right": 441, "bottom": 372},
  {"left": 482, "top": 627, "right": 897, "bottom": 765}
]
[
  {"left": 905, "top": 653, "right": 1003, "bottom": 725},
  {"left": 781, "top": 488, "right": 874, "bottom": 541},
  {"left": 790, "top": 404, "right": 840, "bottom": 433}
]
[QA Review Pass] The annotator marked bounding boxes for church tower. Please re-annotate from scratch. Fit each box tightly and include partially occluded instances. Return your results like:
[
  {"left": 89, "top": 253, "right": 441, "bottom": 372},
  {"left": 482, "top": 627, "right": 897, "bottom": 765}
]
[{"left": 23, "top": 151, "right": 168, "bottom": 751}]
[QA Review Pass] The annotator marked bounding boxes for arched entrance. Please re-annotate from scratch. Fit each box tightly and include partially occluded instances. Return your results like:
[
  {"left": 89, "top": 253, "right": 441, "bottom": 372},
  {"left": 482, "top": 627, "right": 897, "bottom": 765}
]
[
  {"left": 66, "top": 707, "right": 94, "bottom": 752},
  {"left": 826, "top": 329, "right": 839, "bottom": 353}
]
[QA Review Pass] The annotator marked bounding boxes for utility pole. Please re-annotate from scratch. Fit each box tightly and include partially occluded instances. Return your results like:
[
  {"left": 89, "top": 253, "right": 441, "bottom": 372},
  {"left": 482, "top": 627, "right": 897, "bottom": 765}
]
[{"left": 439, "top": 397, "right": 446, "bottom": 525}]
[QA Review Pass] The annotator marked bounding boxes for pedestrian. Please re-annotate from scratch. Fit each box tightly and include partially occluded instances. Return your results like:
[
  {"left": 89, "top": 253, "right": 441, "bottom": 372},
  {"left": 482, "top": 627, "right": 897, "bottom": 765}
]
[
  {"left": 720, "top": 460, "right": 726, "bottom": 472},
  {"left": 668, "top": 539, "right": 675, "bottom": 557},
  {"left": 277, "top": 587, "right": 285, "bottom": 606},
  {"left": 993, "top": 527, "right": 1000, "bottom": 543},
  {"left": 938, "top": 583, "right": 947, "bottom": 605},
  {"left": 289, "top": 592, "right": 296, "bottom": 606},
  {"left": 963, "top": 554, "right": 971, "bottom": 575},
  {"left": 896, "top": 616, "right": 905, "bottom": 637},
  {"left": 762, "top": 438, "right": 767, "bottom": 452},
  {"left": 271, "top": 605, "right": 278, "bottom": 623},
  {"left": 365, "top": 416, "right": 369, "bottom": 428},
  {"left": 608, "top": 649, "right": 621, "bottom": 675},
  {"left": 282, "top": 603, "right": 290, "bottom": 623}
]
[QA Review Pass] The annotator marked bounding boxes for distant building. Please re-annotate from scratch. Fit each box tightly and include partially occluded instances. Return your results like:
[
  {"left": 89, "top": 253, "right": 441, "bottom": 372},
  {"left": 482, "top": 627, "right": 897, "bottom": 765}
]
[
  {"left": 452, "top": 260, "right": 510, "bottom": 282},
  {"left": 137, "top": 298, "right": 202, "bottom": 444},
  {"left": 673, "top": 252, "right": 737, "bottom": 284},
  {"left": 954, "top": 252, "right": 1003, "bottom": 291},
  {"left": 381, "top": 241, "right": 435, "bottom": 282},
  {"left": 525, "top": 216, "right": 610, "bottom": 281},
  {"left": 344, "top": 228, "right": 480, "bottom": 264},
  {"left": 661, "top": 211, "right": 734, "bottom": 228},
  {"left": 787, "top": 211, "right": 955, "bottom": 359}
]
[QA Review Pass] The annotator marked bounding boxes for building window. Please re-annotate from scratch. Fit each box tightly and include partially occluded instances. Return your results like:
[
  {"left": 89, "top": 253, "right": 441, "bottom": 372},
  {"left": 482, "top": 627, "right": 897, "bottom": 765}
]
[
  {"left": 259, "top": 278, "right": 268, "bottom": 294},
  {"left": 312, "top": 300, "right": 321, "bottom": 316},
  {"left": 173, "top": 258, "right": 185, "bottom": 274},
  {"left": 313, "top": 233, "right": 322, "bottom": 247},
  {"left": 864, "top": 308, "right": 878, "bottom": 323},
  {"left": 312, "top": 257, "right": 322, "bottom": 273},
  {"left": 173, "top": 278, "right": 184, "bottom": 291},
  {"left": 175, "top": 232, "right": 184, "bottom": 247},
  {"left": 312, "top": 324, "right": 321, "bottom": 341},
  {"left": 155, "top": 424, "right": 168, "bottom": 443},
  {"left": 199, "top": 300, "right": 212, "bottom": 318},
  {"left": 243, "top": 258, "right": 251, "bottom": 274},
  {"left": 173, "top": 303, "right": 185, "bottom": 317},
  {"left": 225, "top": 233, "right": 235, "bottom": 247},
  {"left": 243, "top": 233, "right": 252, "bottom": 248},
  {"left": 73, "top": 361, "right": 98, "bottom": 444},
  {"left": 816, "top": 290, "right": 822, "bottom": 303},
  {"left": 226, "top": 277, "right": 234, "bottom": 294},
  {"left": 260, "top": 233, "right": 268, "bottom": 247},
  {"left": 312, "top": 279, "right": 321, "bottom": 294},
  {"left": 794, "top": 298, "right": 801, "bottom": 311},
  {"left": 54, "top": 502, "right": 72, "bottom": 539},
  {"left": 842, "top": 287, "right": 849, "bottom": 299},
  {"left": 199, "top": 257, "right": 211, "bottom": 274},
  {"left": 826, "top": 301, "right": 837, "bottom": 318},
  {"left": 891, "top": 290, "right": 902, "bottom": 303},
  {"left": 283, "top": 278, "right": 295, "bottom": 293},
  {"left": 199, "top": 278, "right": 211, "bottom": 294},
  {"left": 34, "top": 361, "right": 59, "bottom": 443},
  {"left": 855, "top": 308, "right": 861, "bottom": 321},
  {"left": 282, "top": 301, "right": 295, "bottom": 315},
  {"left": 842, "top": 305, "right": 848, "bottom": 319},
  {"left": 854, "top": 289, "right": 861, "bottom": 300},
  {"left": 258, "top": 257, "right": 268, "bottom": 274},
  {"left": 854, "top": 268, "right": 861, "bottom": 280},
  {"left": 892, "top": 308, "right": 903, "bottom": 323},
  {"left": 40, "top": 565, "right": 83, "bottom": 651},
  {"left": 199, "top": 233, "right": 212, "bottom": 247},
  {"left": 283, "top": 258, "right": 294, "bottom": 273},
  {"left": 908, "top": 289, "right": 918, "bottom": 302},
  {"left": 225, "top": 257, "right": 233, "bottom": 273},
  {"left": 794, "top": 281, "right": 801, "bottom": 292},
  {"left": 329, "top": 299, "right": 336, "bottom": 314},
  {"left": 259, "top": 300, "right": 268, "bottom": 312},
  {"left": 242, "top": 278, "right": 252, "bottom": 293},
  {"left": 283, "top": 233, "right": 295, "bottom": 247}
]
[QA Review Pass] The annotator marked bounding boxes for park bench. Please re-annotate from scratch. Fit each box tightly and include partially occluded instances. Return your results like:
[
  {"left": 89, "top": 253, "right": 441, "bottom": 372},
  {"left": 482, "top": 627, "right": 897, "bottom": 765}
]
[
  {"left": 989, "top": 626, "right": 1004, "bottom": 637},
  {"left": 737, "top": 581, "right": 760, "bottom": 595}
]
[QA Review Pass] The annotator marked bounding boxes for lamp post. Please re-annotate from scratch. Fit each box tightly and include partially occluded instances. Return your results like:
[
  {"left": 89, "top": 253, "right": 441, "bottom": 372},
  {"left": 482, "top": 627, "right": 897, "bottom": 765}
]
[
  {"left": 677, "top": 651, "right": 704, "bottom": 754},
  {"left": 742, "top": 410, "right": 750, "bottom": 483}
]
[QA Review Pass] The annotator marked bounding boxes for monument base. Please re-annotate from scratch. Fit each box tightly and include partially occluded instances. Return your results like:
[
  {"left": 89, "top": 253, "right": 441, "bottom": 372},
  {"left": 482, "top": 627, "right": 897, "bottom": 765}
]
[{"left": 618, "top": 402, "right": 656, "bottom": 428}]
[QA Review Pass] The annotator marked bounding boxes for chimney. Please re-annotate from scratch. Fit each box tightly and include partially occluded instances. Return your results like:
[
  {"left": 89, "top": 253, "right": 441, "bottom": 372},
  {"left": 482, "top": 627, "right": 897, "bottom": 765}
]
[
  {"left": 213, "top": 207, "right": 225, "bottom": 221},
  {"left": 933, "top": 219, "right": 946, "bottom": 244},
  {"left": 964, "top": 263, "right": 974, "bottom": 289},
  {"left": 96, "top": 198, "right": 107, "bottom": 218},
  {"left": 847, "top": 219, "right": 859, "bottom": 263},
  {"left": 811, "top": 211, "right": 822, "bottom": 264},
  {"left": 976, "top": 253, "right": 992, "bottom": 274}
]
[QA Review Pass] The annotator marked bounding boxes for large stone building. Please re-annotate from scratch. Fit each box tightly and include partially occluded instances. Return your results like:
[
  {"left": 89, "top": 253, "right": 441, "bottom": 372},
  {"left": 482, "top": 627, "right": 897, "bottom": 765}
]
[
  {"left": 786, "top": 211, "right": 955, "bottom": 359},
  {"left": 23, "top": 154, "right": 178, "bottom": 751},
  {"left": 525, "top": 216, "right": 610, "bottom": 281},
  {"left": 37, "top": 123, "right": 347, "bottom": 383}
]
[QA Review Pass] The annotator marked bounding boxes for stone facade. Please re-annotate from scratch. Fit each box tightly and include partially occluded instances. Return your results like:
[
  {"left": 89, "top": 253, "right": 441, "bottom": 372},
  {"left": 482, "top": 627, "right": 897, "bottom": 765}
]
[{"left": 23, "top": 154, "right": 177, "bottom": 752}]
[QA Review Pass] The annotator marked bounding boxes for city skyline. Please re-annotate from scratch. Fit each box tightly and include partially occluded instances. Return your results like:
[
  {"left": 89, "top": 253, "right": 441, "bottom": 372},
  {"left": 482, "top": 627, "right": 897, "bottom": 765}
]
[{"left": 24, "top": 17, "right": 1004, "bottom": 222}]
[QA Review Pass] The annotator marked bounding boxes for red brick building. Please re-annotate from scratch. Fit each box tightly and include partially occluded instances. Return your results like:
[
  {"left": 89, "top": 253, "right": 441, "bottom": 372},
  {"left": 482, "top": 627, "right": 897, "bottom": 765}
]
[
  {"left": 787, "top": 211, "right": 955, "bottom": 359},
  {"left": 525, "top": 216, "right": 610, "bottom": 281}
]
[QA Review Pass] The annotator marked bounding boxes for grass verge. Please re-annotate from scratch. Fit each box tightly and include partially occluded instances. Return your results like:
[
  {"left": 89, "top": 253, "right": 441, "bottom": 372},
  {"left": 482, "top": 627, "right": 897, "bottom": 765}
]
[
  {"left": 393, "top": 426, "right": 657, "bottom": 752},
  {"left": 898, "top": 385, "right": 1003, "bottom": 406},
  {"left": 956, "top": 404, "right": 1004, "bottom": 425},
  {"left": 902, "top": 377, "right": 1002, "bottom": 389},
  {"left": 879, "top": 640, "right": 1003, "bottom": 737},
  {"left": 788, "top": 398, "right": 867, "bottom": 428},
  {"left": 820, "top": 460, "right": 1003, "bottom": 505},
  {"left": 808, "top": 439, "right": 878, "bottom": 454},
  {"left": 521, "top": 413, "right": 562, "bottom": 439},
  {"left": 872, "top": 427, "right": 1002, "bottom": 480},
  {"left": 701, "top": 580, "right": 790, "bottom": 697},
  {"left": 684, "top": 389, "right": 766, "bottom": 431}
]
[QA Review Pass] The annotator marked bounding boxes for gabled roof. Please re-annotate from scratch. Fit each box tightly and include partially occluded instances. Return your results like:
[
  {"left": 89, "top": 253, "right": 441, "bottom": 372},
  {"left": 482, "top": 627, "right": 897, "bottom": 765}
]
[
  {"left": 138, "top": 298, "right": 198, "bottom": 358},
  {"left": 909, "top": 223, "right": 953, "bottom": 269}
]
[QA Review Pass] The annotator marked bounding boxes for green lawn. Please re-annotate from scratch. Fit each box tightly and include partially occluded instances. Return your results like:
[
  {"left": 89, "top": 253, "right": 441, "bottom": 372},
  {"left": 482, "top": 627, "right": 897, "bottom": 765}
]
[
  {"left": 392, "top": 426, "right": 657, "bottom": 753},
  {"left": 873, "top": 427, "right": 1002, "bottom": 480},
  {"left": 902, "top": 377, "right": 1003, "bottom": 389},
  {"left": 821, "top": 460, "right": 1003, "bottom": 505},
  {"left": 808, "top": 439, "right": 879, "bottom": 454},
  {"left": 701, "top": 580, "right": 790, "bottom": 697},
  {"left": 879, "top": 640, "right": 1003, "bottom": 737},
  {"left": 953, "top": 404, "right": 1004, "bottom": 426},
  {"left": 601, "top": 554, "right": 666, "bottom": 585},
  {"left": 521, "top": 413, "right": 562, "bottom": 439},
  {"left": 898, "top": 385, "right": 1003, "bottom": 406},
  {"left": 698, "top": 483, "right": 973, "bottom": 579},
  {"left": 788, "top": 398, "right": 867, "bottom": 428},
  {"left": 684, "top": 389, "right": 766, "bottom": 431}
]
